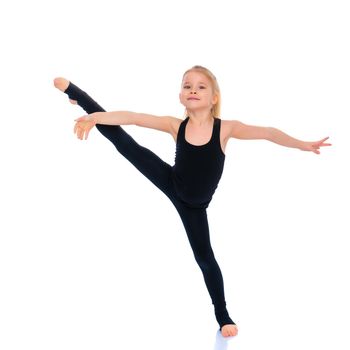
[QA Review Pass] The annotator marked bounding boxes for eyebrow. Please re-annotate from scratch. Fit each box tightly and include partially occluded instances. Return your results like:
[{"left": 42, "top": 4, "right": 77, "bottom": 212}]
[{"left": 183, "top": 81, "right": 208, "bottom": 85}]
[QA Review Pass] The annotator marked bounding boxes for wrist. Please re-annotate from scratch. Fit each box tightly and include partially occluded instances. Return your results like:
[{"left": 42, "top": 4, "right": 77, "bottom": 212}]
[
  {"left": 297, "top": 141, "right": 307, "bottom": 151},
  {"left": 90, "top": 112, "right": 99, "bottom": 124}
]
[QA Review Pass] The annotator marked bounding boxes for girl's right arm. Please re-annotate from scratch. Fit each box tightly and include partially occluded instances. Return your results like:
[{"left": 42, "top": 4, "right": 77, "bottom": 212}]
[{"left": 74, "top": 111, "right": 180, "bottom": 140}]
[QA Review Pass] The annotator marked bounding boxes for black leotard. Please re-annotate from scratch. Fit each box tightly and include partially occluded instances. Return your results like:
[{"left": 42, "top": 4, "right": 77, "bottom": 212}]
[{"left": 172, "top": 116, "right": 225, "bottom": 209}]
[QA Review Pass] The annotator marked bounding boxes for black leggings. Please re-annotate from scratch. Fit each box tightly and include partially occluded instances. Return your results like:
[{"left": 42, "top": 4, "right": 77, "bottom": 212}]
[{"left": 64, "top": 82, "right": 235, "bottom": 330}]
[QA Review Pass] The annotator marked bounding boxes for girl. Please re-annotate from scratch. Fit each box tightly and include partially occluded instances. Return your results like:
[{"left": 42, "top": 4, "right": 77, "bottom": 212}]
[{"left": 54, "top": 65, "right": 331, "bottom": 338}]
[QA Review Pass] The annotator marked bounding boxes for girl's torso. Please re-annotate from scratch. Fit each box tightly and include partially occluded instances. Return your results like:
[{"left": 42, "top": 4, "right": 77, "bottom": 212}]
[{"left": 169, "top": 117, "right": 231, "bottom": 155}]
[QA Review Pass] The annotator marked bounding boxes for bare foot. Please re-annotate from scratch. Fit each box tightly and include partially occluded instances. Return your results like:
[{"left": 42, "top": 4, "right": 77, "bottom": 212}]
[
  {"left": 53, "top": 77, "right": 77, "bottom": 104},
  {"left": 221, "top": 324, "right": 238, "bottom": 337}
]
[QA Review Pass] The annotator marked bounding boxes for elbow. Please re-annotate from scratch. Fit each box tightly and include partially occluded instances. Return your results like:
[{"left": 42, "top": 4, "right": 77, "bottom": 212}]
[
  {"left": 132, "top": 112, "right": 140, "bottom": 126},
  {"left": 265, "top": 127, "right": 276, "bottom": 141}
]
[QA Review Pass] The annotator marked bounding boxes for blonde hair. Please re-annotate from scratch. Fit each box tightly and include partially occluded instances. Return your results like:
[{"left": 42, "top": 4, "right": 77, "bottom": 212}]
[{"left": 182, "top": 65, "right": 221, "bottom": 119}]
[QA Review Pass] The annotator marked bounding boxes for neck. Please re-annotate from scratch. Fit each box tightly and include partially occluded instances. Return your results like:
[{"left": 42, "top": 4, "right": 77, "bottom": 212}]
[{"left": 186, "top": 109, "right": 213, "bottom": 126}]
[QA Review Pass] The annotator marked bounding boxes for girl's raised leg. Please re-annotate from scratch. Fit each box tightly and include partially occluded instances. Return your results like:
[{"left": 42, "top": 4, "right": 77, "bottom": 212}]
[{"left": 54, "top": 78, "right": 175, "bottom": 199}]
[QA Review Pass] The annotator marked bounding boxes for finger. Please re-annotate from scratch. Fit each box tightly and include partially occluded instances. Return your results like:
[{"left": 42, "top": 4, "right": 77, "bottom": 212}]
[
  {"left": 320, "top": 136, "right": 329, "bottom": 143},
  {"left": 313, "top": 137, "right": 327, "bottom": 145},
  {"left": 74, "top": 122, "right": 79, "bottom": 134},
  {"left": 316, "top": 140, "right": 332, "bottom": 147},
  {"left": 315, "top": 140, "right": 331, "bottom": 147}
]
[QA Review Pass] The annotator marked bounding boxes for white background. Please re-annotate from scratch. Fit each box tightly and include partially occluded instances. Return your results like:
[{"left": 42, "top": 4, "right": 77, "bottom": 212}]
[{"left": 1, "top": 0, "right": 349, "bottom": 349}]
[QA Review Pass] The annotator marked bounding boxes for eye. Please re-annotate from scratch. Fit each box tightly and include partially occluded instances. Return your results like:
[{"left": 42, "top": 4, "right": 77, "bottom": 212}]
[{"left": 183, "top": 85, "right": 206, "bottom": 89}]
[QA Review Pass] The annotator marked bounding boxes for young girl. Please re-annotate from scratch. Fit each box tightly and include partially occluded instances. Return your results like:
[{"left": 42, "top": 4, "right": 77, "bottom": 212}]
[{"left": 54, "top": 65, "right": 331, "bottom": 338}]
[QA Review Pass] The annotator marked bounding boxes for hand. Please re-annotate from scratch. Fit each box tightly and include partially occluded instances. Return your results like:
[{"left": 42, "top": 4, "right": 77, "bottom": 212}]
[
  {"left": 299, "top": 137, "right": 332, "bottom": 154},
  {"left": 73, "top": 114, "right": 96, "bottom": 140}
]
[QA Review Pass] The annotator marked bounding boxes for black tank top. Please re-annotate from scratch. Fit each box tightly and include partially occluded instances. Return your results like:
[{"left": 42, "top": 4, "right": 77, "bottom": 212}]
[{"left": 171, "top": 116, "right": 226, "bottom": 208}]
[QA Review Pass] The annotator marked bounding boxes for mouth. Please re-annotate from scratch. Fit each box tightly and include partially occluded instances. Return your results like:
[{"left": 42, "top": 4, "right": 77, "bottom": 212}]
[{"left": 187, "top": 97, "right": 200, "bottom": 100}]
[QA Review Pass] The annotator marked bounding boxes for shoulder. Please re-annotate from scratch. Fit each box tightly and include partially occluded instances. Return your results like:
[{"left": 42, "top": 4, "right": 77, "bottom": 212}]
[
  {"left": 168, "top": 116, "right": 185, "bottom": 142},
  {"left": 218, "top": 118, "right": 241, "bottom": 139},
  {"left": 168, "top": 116, "right": 183, "bottom": 127},
  {"left": 220, "top": 119, "right": 241, "bottom": 128},
  {"left": 220, "top": 118, "right": 270, "bottom": 140},
  {"left": 167, "top": 116, "right": 182, "bottom": 131}
]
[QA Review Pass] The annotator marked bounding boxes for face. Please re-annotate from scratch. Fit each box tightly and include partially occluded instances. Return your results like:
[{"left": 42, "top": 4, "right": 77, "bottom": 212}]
[{"left": 179, "top": 71, "right": 218, "bottom": 113}]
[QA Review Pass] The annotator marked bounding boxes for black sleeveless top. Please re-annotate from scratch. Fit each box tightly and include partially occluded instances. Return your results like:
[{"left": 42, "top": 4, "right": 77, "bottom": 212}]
[{"left": 171, "top": 116, "right": 226, "bottom": 208}]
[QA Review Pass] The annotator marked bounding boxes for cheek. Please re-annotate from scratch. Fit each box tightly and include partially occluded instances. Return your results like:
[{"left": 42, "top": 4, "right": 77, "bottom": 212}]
[
  {"left": 179, "top": 94, "right": 186, "bottom": 104},
  {"left": 180, "top": 92, "right": 188, "bottom": 101}
]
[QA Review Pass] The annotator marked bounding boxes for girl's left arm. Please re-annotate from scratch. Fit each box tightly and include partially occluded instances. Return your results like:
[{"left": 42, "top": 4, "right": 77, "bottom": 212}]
[{"left": 228, "top": 120, "right": 332, "bottom": 154}]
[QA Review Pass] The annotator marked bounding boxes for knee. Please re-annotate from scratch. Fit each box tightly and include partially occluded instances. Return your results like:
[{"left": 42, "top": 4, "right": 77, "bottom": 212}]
[{"left": 194, "top": 251, "right": 216, "bottom": 270}]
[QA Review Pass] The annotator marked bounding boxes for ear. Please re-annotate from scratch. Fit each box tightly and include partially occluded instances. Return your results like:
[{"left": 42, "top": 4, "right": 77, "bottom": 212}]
[{"left": 212, "top": 94, "right": 218, "bottom": 105}]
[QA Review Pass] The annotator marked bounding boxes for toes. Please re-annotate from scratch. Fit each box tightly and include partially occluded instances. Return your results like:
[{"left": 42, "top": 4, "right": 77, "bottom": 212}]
[
  {"left": 221, "top": 325, "right": 238, "bottom": 337},
  {"left": 231, "top": 326, "right": 238, "bottom": 336},
  {"left": 222, "top": 328, "right": 229, "bottom": 337}
]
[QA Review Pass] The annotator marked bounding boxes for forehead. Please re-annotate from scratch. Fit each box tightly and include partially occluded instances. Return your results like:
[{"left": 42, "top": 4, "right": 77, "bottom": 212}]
[{"left": 182, "top": 71, "right": 210, "bottom": 84}]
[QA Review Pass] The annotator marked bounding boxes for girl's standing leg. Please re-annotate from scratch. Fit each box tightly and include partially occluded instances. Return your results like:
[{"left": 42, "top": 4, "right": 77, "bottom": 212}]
[{"left": 173, "top": 203, "right": 235, "bottom": 331}]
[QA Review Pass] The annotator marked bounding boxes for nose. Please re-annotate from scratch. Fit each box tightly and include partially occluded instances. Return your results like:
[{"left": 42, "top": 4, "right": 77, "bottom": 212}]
[{"left": 190, "top": 90, "right": 197, "bottom": 94}]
